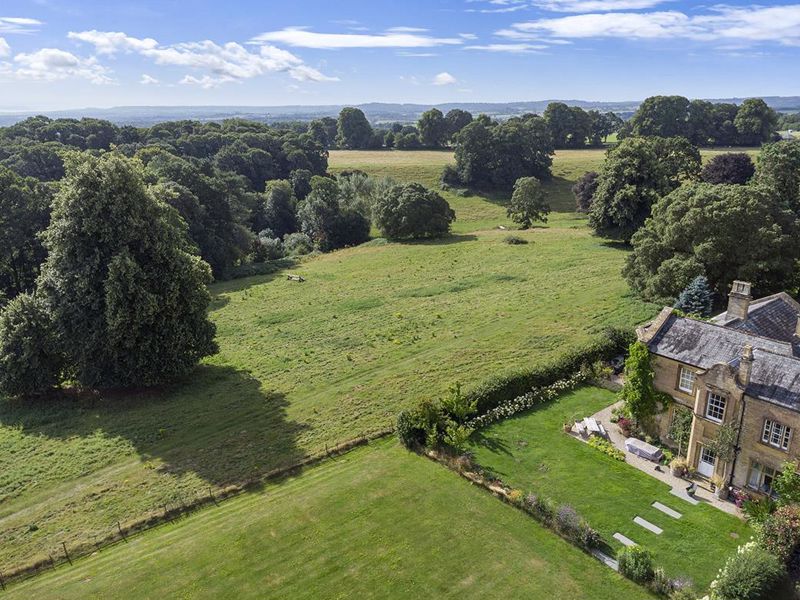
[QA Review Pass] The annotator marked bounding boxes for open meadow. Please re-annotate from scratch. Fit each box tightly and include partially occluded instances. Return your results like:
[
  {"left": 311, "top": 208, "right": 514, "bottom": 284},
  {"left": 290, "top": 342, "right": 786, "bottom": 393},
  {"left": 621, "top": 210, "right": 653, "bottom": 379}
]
[{"left": 8, "top": 146, "right": 762, "bottom": 590}]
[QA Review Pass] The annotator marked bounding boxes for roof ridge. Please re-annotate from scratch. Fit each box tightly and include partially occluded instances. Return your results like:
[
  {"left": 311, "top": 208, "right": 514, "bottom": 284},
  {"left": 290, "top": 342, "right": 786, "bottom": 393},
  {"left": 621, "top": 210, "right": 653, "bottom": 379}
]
[{"left": 677, "top": 314, "right": 795, "bottom": 352}]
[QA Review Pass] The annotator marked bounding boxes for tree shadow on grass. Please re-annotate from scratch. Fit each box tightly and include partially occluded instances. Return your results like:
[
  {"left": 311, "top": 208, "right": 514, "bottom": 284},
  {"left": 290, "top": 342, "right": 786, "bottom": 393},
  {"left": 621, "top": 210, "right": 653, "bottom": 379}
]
[
  {"left": 209, "top": 257, "right": 301, "bottom": 304},
  {"left": 471, "top": 431, "right": 514, "bottom": 456},
  {"left": 403, "top": 233, "right": 479, "bottom": 246},
  {"left": 0, "top": 364, "right": 309, "bottom": 493}
]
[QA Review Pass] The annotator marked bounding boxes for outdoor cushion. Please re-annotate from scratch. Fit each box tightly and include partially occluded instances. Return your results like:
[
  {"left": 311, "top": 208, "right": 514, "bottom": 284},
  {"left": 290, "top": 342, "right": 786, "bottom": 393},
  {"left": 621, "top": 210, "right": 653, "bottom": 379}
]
[{"left": 624, "top": 437, "right": 663, "bottom": 462}]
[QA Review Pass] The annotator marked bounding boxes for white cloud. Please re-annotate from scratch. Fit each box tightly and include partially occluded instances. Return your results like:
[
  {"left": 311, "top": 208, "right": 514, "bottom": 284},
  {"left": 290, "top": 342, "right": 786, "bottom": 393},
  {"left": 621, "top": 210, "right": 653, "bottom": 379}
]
[
  {"left": 433, "top": 71, "right": 457, "bottom": 85},
  {"left": 68, "top": 30, "right": 337, "bottom": 84},
  {"left": 386, "top": 26, "right": 429, "bottom": 33},
  {"left": 466, "top": 0, "right": 529, "bottom": 13},
  {"left": 252, "top": 27, "right": 462, "bottom": 49},
  {"left": 68, "top": 30, "right": 158, "bottom": 54},
  {"left": 140, "top": 73, "right": 159, "bottom": 85},
  {"left": 459, "top": 33, "right": 478, "bottom": 40},
  {"left": 12, "top": 48, "right": 112, "bottom": 83},
  {"left": 532, "top": 0, "right": 669, "bottom": 11},
  {"left": 465, "top": 43, "right": 546, "bottom": 52},
  {"left": 0, "top": 17, "right": 42, "bottom": 34},
  {"left": 0, "top": 37, "right": 10, "bottom": 57},
  {"left": 504, "top": 5, "right": 800, "bottom": 46},
  {"left": 397, "top": 51, "right": 437, "bottom": 57}
]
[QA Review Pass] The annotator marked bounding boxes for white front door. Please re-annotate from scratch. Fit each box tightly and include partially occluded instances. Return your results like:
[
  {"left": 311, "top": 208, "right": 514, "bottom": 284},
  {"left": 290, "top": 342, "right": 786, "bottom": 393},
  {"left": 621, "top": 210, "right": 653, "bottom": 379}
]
[{"left": 698, "top": 447, "right": 716, "bottom": 478}]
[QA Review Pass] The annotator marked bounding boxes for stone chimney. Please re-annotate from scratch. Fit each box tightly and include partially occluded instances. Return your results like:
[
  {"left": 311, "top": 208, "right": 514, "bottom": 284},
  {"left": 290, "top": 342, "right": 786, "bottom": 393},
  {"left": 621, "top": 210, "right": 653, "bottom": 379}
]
[
  {"left": 727, "top": 281, "right": 752, "bottom": 321},
  {"left": 738, "top": 344, "right": 754, "bottom": 387}
]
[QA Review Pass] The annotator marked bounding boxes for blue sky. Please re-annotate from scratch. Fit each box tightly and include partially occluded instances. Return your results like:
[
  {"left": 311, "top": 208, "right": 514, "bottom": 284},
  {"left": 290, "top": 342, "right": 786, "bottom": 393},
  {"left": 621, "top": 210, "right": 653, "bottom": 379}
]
[{"left": 1, "top": 0, "right": 799, "bottom": 110}]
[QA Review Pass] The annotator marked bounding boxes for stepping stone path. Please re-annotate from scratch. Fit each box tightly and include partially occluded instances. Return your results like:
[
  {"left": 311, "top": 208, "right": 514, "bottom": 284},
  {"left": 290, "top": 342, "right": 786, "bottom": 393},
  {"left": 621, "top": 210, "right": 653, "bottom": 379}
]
[
  {"left": 652, "top": 501, "right": 682, "bottom": 519},
  {"left": 591, "top": 549, "right": 619, "bottom": 572},
  {"left": 633, "top": 516, "right": 663, "bottom": 534},
  {"left": 613, "top": 532, "right": 637, "bottom": 547},
  {"left": 670, "top": 486, "right": 700, "bottom": 505}
]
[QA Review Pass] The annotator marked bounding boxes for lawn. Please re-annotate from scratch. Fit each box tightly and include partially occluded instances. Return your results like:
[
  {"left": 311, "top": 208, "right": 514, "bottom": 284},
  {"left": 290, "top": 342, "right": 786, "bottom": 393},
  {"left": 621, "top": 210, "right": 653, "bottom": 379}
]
[
  {"left": 0, "top": 224, "right": 657, "bottom": 573},
  {"left": 3, "top": 440, "right": 653, "bottom": 600},
  {"left": 466, "top": 386, "right": 752, "bottom": 590}
]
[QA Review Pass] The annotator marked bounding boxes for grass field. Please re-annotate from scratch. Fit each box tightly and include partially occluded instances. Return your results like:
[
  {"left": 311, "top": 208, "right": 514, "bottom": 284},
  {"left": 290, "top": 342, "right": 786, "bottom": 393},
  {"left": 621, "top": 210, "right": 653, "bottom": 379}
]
[
  {"left": 467, "top": 387, "right": 751, "bottom": 589},
  {"left": 4, "top": 440, "right": 653, "bottom": 600}
]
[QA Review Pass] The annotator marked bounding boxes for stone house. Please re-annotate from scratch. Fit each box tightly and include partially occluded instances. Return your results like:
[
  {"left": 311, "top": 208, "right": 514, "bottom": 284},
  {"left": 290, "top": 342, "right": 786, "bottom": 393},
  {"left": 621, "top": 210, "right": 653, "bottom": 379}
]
[{"left": 637, "top": 281, "right": 800, "bottom": 494}]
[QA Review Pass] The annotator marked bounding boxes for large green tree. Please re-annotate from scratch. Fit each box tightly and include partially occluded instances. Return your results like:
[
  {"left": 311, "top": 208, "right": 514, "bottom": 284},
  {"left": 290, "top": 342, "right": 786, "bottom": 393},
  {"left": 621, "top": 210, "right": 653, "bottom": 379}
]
[
  {"left": 507, "top": 176, "right": 549, "bottom": 228},
  {"left": 297, "top": 176, "right": 370, "bottom": 251},
  {"left": 734, "top": 98, "right": 778, "bottom": 146},
  {"left": 0, "top": 166, "right": 52, "bottom": 300},
  {"left": 754, "top": 140, "right": 800, "bottom": 214},
  {"left": 544, "top": 102, "right": 591, "bottom": 149},
  {"left": 418, "top": 108, "right": 448, "bottom": 148},
  {"left": 624, "top": 182, "right": 800, "bottom": 302},
  {"left": 336, "top": 107, "right": 374, "bottom": 149},
  {"left": 38, "top": 153, "right": 218, "bottom": 389},
  {"left": 373, "top": 182, "right": 455, "bottom": 240},
  {"left": 628, "top": 96, "right": 691, "bottom": 138},
  {"left": 589, "top": 136, "right": 701, "bottom": 242}
]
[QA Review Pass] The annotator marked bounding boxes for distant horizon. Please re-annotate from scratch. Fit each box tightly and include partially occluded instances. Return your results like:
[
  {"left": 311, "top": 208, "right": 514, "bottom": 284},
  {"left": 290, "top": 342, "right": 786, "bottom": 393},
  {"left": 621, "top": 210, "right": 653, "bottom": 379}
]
[
  {"left": 1, "top": 94, "right": 799, "bottom": 115},
  {"left": 2, "top": 1, "right": 799, "bottom": 110}
]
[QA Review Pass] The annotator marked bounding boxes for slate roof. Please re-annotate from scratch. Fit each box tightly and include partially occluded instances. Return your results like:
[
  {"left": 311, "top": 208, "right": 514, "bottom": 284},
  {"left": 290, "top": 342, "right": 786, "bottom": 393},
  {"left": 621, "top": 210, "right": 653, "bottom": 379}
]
[
  {"left": 711, "top": 293, "right": 800, "bottom": 356},
  {"left": 647, "top": 312, "right": 800, "bottom": 411}
]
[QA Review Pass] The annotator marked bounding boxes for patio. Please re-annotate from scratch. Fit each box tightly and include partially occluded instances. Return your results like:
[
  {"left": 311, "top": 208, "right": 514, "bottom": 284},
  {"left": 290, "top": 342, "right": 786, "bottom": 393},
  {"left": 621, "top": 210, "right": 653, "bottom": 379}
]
[{"left": 571, "top": 400, "right": 741, "bottom": 517}]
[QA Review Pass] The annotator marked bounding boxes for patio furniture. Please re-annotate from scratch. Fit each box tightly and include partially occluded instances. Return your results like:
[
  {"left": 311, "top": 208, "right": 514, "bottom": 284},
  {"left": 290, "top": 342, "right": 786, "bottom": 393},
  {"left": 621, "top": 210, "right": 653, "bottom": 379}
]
[
  {"left": 686, "top": 482, "right": 697, "bottom": 497},
  {"left": 624, "top": 437, "right": 664, "bottom": 462}
]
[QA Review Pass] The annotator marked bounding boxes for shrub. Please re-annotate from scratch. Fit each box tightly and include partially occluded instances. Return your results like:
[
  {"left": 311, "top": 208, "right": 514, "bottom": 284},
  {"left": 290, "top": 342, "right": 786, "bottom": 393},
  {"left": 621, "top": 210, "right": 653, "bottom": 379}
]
[
  {"left": 282, "top": 232, "right": 314, "bottom": 256},
  {"left": 507, "top": 489, "right": 524, "bottom": 505},
  {"left": 252, "top": 233, "right": 285, "bottom": 262},
  {"left": 503, "top": 235, "right": 528, "bottom": 245},
  {"left": 556, "top": 504, "right": 581, "bottom": 539},
  {"left": 743, "top": 496, "right": 777, "bottom": 525},
  {"left": 396, "top": 409, "right": 425, "bottom": 448},
  {"left": 710, "top": 542, "right": 786, "bottom": 600},
  {"left": 650, "top": 567, "right": 676, "bottom": 596},
  {"left": 573, "top": 170, "right": 599, "bottom": 212},
  {"left": 618, "top": 545, "right": 655, "bottom": 583},
  {"left": 441, "top": 164, "right": 461, "bottom": 187},
  {"left": 587, "top": 436, "right": 625, "bottom": 461},
  {"left": 529, "top": 494, "right": 556, "bottom": 526},
  {"left": 673, "top": 275, "right": 714, "bottom": 317},
  {"left": 0, "top": 293, "right": 64, "bottom": 396},
  {"left": 578, "top": 521, "right": 602, "bottom": 549},
  {"left": 757, "top": 505, "right": 800, "bottom": 566}
]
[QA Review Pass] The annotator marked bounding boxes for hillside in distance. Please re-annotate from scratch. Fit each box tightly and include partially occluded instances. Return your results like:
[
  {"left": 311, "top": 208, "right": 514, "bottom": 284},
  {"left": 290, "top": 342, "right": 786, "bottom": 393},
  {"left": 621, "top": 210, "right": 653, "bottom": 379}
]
[{"left": 1, "top": 96, "right": 798, "bottom": 126}]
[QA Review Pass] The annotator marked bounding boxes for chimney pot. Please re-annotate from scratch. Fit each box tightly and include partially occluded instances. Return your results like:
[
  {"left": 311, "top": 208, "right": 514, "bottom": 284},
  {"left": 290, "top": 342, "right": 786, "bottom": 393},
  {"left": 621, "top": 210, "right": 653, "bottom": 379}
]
[{"left": 727, "top": 280, "right": 752, "bottom": 321}]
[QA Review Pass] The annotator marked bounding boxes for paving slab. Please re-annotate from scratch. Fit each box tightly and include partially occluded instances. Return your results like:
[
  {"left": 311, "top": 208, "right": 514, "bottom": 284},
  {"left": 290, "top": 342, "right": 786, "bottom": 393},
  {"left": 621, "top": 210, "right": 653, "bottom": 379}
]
[
  {"left": 613, "top": 532, "right": 637, "bottom": 547},
  {"left": 634, "top": 516, "right": 663, "bottom": 534},
  {"left": 670, "top": 486, "right": 700, "bottom": 506},
  {"left": 652, "top": 501, "right": 682, "bottom": 519},
  {"left": 591, "top": 549, "right": 619, "bottom": 572}
]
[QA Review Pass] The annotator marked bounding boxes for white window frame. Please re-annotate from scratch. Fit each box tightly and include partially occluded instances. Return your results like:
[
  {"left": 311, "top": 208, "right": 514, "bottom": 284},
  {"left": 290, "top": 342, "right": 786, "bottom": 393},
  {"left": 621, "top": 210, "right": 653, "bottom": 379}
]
[
  {"left": 705, "top": 392, "right": 726, "bottom": 423},
  {"left": 762, "top": 419, "right": 792, "bottom": 451},
  {"left": 748, "top": 462, "right": 779, "bottom": 495},
  {"left": 678, "top": 367, "right": 696, "bottom": 394}
]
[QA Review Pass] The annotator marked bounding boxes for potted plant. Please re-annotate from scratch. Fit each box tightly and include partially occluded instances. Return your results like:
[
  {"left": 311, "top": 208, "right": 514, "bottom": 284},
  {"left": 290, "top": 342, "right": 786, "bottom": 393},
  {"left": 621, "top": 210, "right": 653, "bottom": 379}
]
[
  {"left": 670, "top": 457, "right": 687, "bottom": 477},
  {"left": 711, "top": 474, "right": 728, "bottom": 499}
]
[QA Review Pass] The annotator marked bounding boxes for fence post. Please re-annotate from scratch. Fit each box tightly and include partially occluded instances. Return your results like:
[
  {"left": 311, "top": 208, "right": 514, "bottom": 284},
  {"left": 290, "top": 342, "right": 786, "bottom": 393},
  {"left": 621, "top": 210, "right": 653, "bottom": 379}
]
[
  {"left": 117, "top": 521, "right": 126, "bottom": 542},
  {"left": 61, "top": 541, "right": 72, "bottom": 566},
  {"left": 209, "top": 487, "right": 218, "bottom": 506},
  {"left": 48, "top": 553, "right": 56, "bottom": 570}
]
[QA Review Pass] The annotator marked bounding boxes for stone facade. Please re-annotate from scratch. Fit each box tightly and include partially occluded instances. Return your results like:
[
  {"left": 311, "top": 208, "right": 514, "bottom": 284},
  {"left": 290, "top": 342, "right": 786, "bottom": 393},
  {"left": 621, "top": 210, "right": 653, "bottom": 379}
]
[{"left": 638, "top": 282, "right": 800, "bottom": 495}]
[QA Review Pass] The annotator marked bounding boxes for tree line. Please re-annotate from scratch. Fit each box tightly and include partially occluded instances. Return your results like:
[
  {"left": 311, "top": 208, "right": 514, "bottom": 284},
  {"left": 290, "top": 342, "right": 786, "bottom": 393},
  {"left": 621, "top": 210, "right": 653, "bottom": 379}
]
[{"left": 578, "top": 135, "right": 800, "bottom": 304}]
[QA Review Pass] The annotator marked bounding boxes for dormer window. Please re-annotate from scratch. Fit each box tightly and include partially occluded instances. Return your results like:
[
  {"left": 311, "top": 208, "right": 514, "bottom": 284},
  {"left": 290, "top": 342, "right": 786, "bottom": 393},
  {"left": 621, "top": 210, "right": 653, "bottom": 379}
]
[
  {"left": 705, "top": 392, "right": 726, "bottom": 423},
  {"left": 678, "top": 367, "right": 695, "bottom": 394}
]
